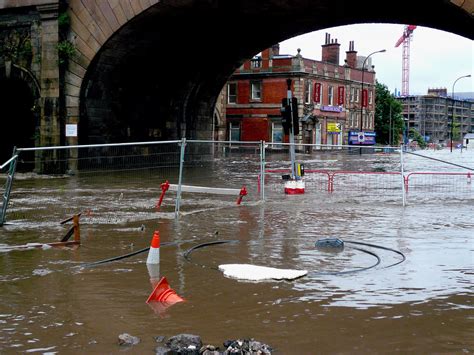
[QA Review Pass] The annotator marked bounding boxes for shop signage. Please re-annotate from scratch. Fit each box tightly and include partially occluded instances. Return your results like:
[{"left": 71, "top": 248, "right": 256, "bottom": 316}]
[
  {"left": 314, "top": 83, "right": 321, "bottom": 103},
  {"left": 362, "top": 89, "right": 368, "bottom": 108},
  {"left": 320, "top": 105, "right": 342, "bottom": 112},
  {"left": 337, "top": 86, "right": 345, "bottom": 105},
  {"left": 327, "top": 122, "right": 342, "bottom": 133},
  {"left": 348, "top": 131, "right": 376, "bottom": 145}
]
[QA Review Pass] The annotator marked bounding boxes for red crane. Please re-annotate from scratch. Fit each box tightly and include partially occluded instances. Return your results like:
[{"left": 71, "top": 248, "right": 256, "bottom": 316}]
[{"left": 395, "top": 25, "right": 417, "bottom": 96}]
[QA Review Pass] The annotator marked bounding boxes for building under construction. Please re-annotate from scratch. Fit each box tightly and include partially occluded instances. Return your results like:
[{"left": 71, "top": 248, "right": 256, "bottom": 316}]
[{"left": 397, "top": 89, "right": 474, "bottom": 145}]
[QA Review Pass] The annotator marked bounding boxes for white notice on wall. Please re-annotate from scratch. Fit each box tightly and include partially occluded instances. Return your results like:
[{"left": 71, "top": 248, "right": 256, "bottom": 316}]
[{"left": 65, "top": 124, "right": 78, "bottom": 137}]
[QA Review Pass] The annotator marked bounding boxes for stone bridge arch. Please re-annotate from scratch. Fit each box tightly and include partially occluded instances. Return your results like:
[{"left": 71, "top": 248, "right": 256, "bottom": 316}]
[
  {"left": 2, "top": 1, "right": 473, "bottom": 148},
  {"left": 65, "top": 0, "right": 473, "bottom": 145}
]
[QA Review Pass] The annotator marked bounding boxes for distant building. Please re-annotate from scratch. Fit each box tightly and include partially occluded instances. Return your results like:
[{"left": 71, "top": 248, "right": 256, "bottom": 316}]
[
  {"left": 396, "top": 89, "right": 474, "bottom": 144},
  {"left": 218, "top": 34, "right": 379, "bottom": 147}
]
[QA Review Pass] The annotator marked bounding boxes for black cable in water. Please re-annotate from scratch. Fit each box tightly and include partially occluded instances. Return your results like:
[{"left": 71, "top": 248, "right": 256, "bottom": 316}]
[
  {"left": 309, "top": 246, "right": 381, "bottom": 276},
  {"left": 345, "top": 240, "right": 406, "bottom": 268},
  {"left": 184, "top": 240, "right": 383, "bottom": 276},
  {"left": 77, "top": 241, "right": 176, "bottom": 269},
  {"left": 183, "top": 240, "right": 239, "bottom": 270}
]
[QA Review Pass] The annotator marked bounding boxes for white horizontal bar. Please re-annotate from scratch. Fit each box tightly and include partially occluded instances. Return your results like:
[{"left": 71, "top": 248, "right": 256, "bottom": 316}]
[{"left": 168, "top": 184, "right": 241, "bottom": 195}]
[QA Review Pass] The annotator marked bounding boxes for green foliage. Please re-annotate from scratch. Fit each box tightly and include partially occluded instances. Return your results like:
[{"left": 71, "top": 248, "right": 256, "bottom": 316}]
[
  {"left": 0, "top": 29, "right": 32, "bottom": 63},
  {"left": 58, "top": 12, "right": 70, "bottom": 29},
  {"left": 409, "top": 128, "right": 428, "bottom": 148},
  {"left": 56, "top": 40, "right": 76, "bottom": 66},
  {"left": 374, "top": 81, "right": 404, "bottom": 146}
]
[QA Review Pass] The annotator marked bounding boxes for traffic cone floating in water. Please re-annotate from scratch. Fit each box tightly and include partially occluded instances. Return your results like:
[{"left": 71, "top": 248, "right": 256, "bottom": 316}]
[
  {"left": 146, "top": 231, "right": 160, "bottom": 265},
  {"left": 147, "top": 263, "right": 161, "bottom": 288},
  {"left": 146, "top": 277, "right": 185, "bottom": 304}
]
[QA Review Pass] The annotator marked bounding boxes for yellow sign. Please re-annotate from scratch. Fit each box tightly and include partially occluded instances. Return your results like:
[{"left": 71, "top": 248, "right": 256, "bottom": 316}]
[{"left": 327, "top": 122, "right": 341, "bottom": 133}]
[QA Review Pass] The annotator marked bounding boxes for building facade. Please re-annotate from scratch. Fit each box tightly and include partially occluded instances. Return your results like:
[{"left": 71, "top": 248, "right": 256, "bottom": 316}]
[
  {"left": 396, "top": 89, "right": 474, "bottom": 145},
  {"left": 220, "top": 34, "right": 378, "bottom": 147}
]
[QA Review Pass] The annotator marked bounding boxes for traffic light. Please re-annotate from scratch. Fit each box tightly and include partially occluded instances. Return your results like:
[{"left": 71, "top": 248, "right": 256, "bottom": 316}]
[
  {"left": 291, "top": 97, "right": 299, "bottom": 135},
  {"left": 281, "top": 97, "right": 299, "bottom": 135},
  {"left": 281, "top": 98, "right": 291, "bottom": 135}
]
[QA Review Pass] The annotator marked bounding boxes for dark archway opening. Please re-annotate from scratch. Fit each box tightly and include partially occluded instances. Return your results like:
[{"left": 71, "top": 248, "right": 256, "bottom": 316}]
[
  {"left": 0, "top": 77, "right": 36, "bottom": 168},
  {"left": 78, "top": 0, "right": 473, "bottom": 145}
]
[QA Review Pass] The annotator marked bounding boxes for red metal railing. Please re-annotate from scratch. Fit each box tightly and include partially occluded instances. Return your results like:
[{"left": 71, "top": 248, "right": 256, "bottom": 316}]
[{"left": 264, "top": 169, "right": 472, "bottom": 194}]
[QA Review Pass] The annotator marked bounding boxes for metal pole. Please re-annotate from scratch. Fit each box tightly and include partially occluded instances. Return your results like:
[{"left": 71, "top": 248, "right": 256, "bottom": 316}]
[
  {"left": 359, "top": 49, "right": 386, "bottom": 155},
  {"left": 287, "top": 79, "right": 296, "bottom": 178},
  {"left": 450, "top": 74, "right": 471, "bottom": 152},
  {"left": 0, "top": 147, "right": 19, "bottom": 226},
  {"left": 400, "top": 144, "right": 406, "bottom": 207},
  {"left": 175, "top": 138, "right": 186, "bottom": 217}
]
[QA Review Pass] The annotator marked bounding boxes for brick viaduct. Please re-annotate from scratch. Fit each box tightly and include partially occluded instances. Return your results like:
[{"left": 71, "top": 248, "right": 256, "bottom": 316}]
[{"left": 0, "top": 0, "right": 473, "bottom": 161}]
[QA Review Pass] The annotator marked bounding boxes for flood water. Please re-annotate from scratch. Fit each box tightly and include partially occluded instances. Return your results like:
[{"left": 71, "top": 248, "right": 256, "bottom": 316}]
[{"left": 0, "top": 147, "right": 473, "bottom": 353}]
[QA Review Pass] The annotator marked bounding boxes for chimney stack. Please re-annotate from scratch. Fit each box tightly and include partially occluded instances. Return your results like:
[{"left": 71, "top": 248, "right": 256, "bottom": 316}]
[
  {"left": 321, "top": 33, "right": 340, "bottom": 65},
  {"left": 271, "top": 43, "right": 280, "bottom": 57},
  {"left": 345, "top": 40, "right": 357, "bottom": 68}
]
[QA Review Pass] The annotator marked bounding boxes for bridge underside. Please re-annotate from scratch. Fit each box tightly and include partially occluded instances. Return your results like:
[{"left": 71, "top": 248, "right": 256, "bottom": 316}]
[{"left": 78, "top": 0, "right": 473, "bottom": 143}]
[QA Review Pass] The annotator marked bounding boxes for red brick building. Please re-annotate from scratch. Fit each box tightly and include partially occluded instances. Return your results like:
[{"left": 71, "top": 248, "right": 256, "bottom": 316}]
[{"left": 221, "top": 34, "right": 378, "bottom": 147}]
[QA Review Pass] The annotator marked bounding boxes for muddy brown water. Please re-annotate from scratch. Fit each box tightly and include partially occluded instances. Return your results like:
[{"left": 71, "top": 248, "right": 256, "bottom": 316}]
[{"left": 0, "top": 149, "right": 473, "bottom": 353}]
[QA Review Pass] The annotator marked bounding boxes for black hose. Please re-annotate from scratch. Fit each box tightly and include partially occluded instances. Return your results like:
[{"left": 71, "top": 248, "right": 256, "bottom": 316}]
[
  {"left": 183, "top": 240, "right": 239, "bottom": 270},
  {"left": 345, "top": 240, "right": 406, "bottom": 268},
  {"left": 77, "top": 241, "right": 175, "bottom": 269},
  {"left": 184, "top": 240, "right": 383, "bottom": 276},
  {"left": 309, "top": 246, "right": 381, "bottom": 276}
]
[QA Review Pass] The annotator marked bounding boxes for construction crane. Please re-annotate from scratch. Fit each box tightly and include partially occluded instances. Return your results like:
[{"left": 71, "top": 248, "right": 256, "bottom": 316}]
[{"left": 395, "top": 25, "right": 417, "bottom": 96}]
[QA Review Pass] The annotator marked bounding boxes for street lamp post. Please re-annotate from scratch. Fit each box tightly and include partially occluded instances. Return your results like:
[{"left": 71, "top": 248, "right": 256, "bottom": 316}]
[
  {"left": 403, "top": 117, "right": 409, "bottom": 150},
  {"left": 359, "top": 49, "right": 386, "bottom": 154},
  {"left": 450, "top": 74, "right": 471, "bottom": 152}
]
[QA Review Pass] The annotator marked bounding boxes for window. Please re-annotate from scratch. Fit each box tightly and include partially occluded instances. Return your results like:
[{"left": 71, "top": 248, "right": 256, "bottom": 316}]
[
  {"left": 229, "top": 122, "right": 240, "bottom": 141},
  {"left": 369, "top": 90, "right": 373, "bottom": 105},
  {"left": 350, "top": 87, "right": 355, "bottom": 103},
  {"left": 349, "top": 111, "right": 355, "bottom": 127},
  {"left": 355, "top": 88, "right": 360, "bottom": 104},
  {"left": 251, "top": 81, "right": 262, "bottom": 101},
  {"left": 227, "top": 83, "right": 237, "bottom": 104},
  {"left": 251, "top": 57, "right": 262, "bottom": 68},
  {"left": 304, "top": 80, "right": 312, "bottom": 104},
  {"left": 328, "top": 86, "right": 334, "bottom": 106},
  {"left": 272, "top": 122, "right": 283, "bottom": 146}
]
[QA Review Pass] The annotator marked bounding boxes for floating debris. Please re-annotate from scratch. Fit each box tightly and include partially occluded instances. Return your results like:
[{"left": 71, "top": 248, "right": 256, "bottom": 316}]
[{"left": 218, "top": 264, "right": 307, "bottom": 281}]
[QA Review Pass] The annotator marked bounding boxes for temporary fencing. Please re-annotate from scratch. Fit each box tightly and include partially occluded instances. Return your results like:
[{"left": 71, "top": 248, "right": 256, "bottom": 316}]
[{"left": 1, "top": 140, "right": 473, "bottom": 226}]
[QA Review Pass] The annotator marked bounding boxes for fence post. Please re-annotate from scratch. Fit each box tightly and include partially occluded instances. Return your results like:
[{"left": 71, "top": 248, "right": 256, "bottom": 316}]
[
  {"left": 175, "top": 138, "right": 186, "bottom": 217},
  {"left": 400, "top": 144, "right": 406, "bottom": 207},
  {"left": 260, "top": 140, "right": 265, "bottom": 201},
  {"left": 0, "top": 147, "right": 19, "bottom": 226}
]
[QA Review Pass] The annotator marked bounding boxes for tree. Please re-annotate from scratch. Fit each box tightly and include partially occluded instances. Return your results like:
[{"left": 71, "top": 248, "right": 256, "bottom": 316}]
[
  {"left": 374, "top": 81, "right": 404, "bottom": 145},
  {"left": 409, "top": 128, "right": 427, "bottom": 148}
]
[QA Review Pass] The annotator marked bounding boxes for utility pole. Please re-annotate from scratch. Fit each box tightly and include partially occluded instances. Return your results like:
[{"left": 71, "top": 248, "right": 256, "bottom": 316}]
[
  {"left": 281, "top": 79, "right": 304, "bottom": 194},
  {"left": 286, "top": 79, "right": 297, "bottom": 178}
]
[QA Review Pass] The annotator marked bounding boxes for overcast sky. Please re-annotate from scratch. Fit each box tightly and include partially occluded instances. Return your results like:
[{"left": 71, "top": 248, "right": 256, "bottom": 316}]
[{"left": 279, "top": 24, "right": 473, "bottom": 96}]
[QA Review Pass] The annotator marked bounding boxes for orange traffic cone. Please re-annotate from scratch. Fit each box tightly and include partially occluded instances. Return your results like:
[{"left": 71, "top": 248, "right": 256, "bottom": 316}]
[
  {"left": 146, "top": 277, "right": 185, "bottom": 304},
  {"left": 146, "top": 231, "right": 160, "bottom": 265},
  {"left": 147, "top": 263, "right": 161, "bottom": 289}
]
